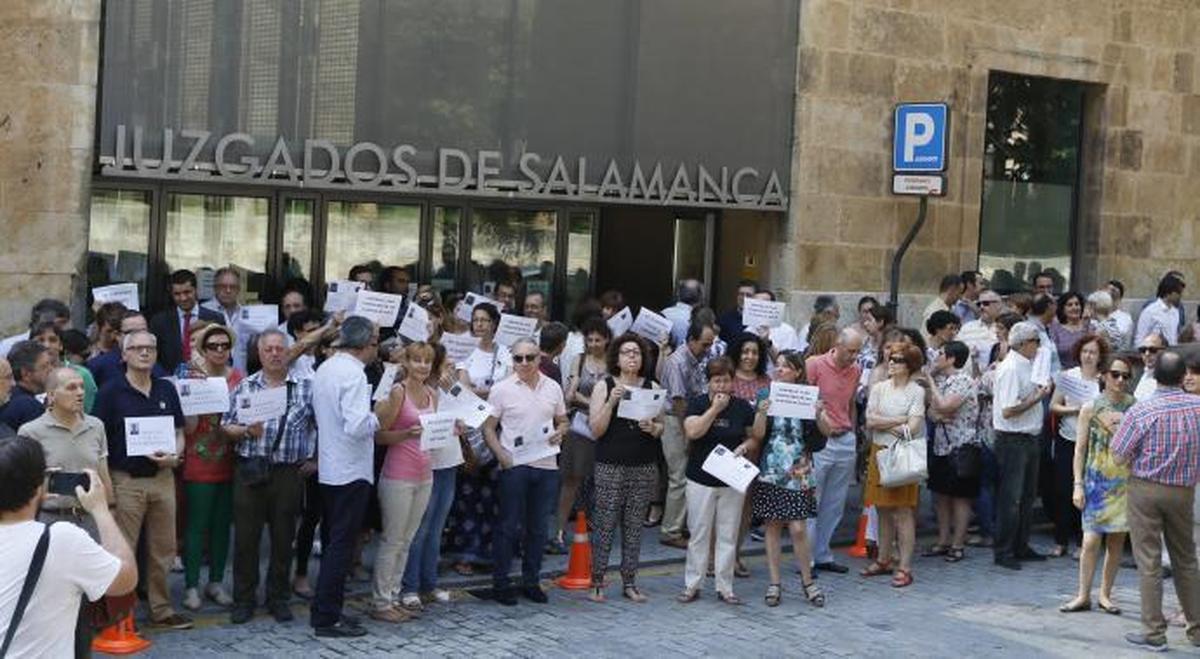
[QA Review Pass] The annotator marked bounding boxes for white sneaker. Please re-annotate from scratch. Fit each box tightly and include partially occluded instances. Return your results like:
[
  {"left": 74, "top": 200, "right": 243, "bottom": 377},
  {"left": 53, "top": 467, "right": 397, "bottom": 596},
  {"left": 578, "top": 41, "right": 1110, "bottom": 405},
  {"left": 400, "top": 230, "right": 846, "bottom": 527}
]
[
  {"left": 205, "top": 583, "right": 233, "bottom": 607},
  {"left": 182, "top": 587, "right": 201, "bottom": 611},
  {"left": 171, "top": 556, "right": 184, "bottom": 573},
  {"left": 431, "top": 589, "right": 451, "bottom": 603},
  {"left": 400, "top": 592, "right": 423, "bottom": 610}
]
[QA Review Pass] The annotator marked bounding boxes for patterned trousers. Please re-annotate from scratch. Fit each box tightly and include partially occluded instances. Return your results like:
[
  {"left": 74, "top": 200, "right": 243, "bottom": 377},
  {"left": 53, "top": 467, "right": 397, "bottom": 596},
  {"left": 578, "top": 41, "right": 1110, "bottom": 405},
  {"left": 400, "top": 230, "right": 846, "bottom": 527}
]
[{"left": 591, "top": 462, "right": 658, "bottom": 585}]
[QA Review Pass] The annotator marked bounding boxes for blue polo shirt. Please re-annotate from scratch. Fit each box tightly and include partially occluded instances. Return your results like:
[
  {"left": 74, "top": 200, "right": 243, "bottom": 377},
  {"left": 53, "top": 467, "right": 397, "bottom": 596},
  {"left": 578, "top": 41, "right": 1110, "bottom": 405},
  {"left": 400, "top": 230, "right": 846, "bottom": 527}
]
[
  {"left": 0, "top": 385, "right": 45, "bottom": 430},
  {"left": 86, "top": 348, "right": 167, "bottom": 390},
  {"left": 94, "top": 374, "right": 185, "bottom": 477}
]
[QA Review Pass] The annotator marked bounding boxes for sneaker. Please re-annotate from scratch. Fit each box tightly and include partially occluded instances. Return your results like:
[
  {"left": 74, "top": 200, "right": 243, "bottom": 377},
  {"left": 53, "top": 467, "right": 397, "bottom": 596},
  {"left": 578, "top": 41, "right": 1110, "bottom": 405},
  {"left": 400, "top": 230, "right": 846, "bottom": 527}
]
[
  {"left": 152, "top": 613, "right": 194, "bottom": 630},
  {"left": 205, "top": 583, "right": 233, "bottom": 607},
  {"left": 1123, "top": 632, "right": 1167, "bottom": 652},
  {"left": 314, "top": 621, "right": 367, "bottom": 638},
  {"left": 400, "top": 593, "right": 424, "bottom": 611},
  {"left": 182, "top": 588, "right": 202, "bottom": 611},
  {"left": 431, "top": 588, "right": 451, "bottom": 603},
  {"left": 368, "top": 606, "right": 409, "bottom": 623}
]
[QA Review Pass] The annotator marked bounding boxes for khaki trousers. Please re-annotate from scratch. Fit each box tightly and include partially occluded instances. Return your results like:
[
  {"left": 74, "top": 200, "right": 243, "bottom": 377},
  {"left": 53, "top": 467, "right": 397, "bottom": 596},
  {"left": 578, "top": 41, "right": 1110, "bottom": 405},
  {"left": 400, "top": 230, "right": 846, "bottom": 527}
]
[
  {"left": 1127, "top": 477, "right": 1200, "bottom": 643},
  {"left": 660, "top": 415, "right": 689, "bottom": 538},
  {"left": 113, "top": 469, "right": 178, "bottom": 621}
]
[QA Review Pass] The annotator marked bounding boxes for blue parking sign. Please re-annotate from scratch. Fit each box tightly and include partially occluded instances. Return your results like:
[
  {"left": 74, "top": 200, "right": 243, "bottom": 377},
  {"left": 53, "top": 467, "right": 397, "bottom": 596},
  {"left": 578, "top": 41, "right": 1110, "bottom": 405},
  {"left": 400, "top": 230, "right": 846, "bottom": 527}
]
[{"left": 893, "top": 103, "right": 948, "bottom": 172}]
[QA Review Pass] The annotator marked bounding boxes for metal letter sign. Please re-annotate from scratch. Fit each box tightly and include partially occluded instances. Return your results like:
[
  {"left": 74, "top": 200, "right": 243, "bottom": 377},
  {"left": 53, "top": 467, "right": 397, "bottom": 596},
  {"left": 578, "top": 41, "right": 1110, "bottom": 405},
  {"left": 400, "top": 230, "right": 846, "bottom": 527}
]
[{"left": 893, "top": 103, "right": 947, "bottom": 172}]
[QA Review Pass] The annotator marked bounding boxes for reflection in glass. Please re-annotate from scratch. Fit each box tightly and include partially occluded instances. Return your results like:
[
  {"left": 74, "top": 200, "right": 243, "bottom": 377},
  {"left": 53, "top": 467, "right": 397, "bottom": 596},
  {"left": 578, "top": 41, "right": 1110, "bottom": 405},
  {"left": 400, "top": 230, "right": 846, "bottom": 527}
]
[
  {"left": 87, "top": 190, "right": 151, "bottom": 307},
  {"left": 978, "top": 72, "right": 1084, "bottom": 293},
  {"left": 673, "top": 218, "right": 707, "bottom": 285},
  {"left": 566, "top": 212, "right": 595, "bottom": 316},
  {"left": 431, "top": 207, "right": 462, "bottom": 292},
  {"left": 469, "top": 209, "right": 557, "bottom": 301},
  {"left": 164, "top": 194, "right": 270, "bottom": 303},
  {"left": 324, "top": 201, "right": 421, "bottom": 284},
  {"left": 282, "top": 199, "right": 315, "bottom": 283}
]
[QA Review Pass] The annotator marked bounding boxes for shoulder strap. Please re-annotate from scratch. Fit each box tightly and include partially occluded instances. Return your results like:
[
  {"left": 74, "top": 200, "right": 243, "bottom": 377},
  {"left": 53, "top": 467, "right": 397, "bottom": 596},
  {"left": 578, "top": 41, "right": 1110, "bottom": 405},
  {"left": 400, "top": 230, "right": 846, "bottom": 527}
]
[
  {"left": 2, "top": 524, "right": 52, "bottom": 657},
  {"left": 268, "top": 381, "right": 296, "bottom": 459}
]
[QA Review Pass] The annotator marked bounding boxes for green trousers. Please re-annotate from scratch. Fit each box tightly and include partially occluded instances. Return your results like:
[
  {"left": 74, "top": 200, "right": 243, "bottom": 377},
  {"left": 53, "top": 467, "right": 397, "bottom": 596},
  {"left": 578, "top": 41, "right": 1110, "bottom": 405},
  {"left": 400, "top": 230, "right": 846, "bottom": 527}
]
[{"left": 184, "top": 481, "right": 233, "bottom": 589}]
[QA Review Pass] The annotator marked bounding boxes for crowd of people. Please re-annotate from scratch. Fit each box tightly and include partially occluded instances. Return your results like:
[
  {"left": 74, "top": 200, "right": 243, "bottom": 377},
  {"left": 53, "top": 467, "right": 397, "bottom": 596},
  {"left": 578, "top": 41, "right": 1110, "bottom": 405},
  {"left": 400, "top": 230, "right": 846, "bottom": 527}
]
[{"left": 2, "top": 264, "right": 1200, "bottom": 651}]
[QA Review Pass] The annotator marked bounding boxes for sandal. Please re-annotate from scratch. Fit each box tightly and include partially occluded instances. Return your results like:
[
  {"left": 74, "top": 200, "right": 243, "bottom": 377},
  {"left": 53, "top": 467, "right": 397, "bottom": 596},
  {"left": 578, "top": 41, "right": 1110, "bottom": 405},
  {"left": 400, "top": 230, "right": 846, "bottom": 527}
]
[
  {"left": 860, "top": 560, "right": 894, "bottom": 577},
  {"left": 764, "top": 583, "right": 782, "bottom": 607},
  {"left": 802, "top": 580, "right": 825, "bottom": 608},
  {"left": 622, "top": 585, "right": 647, "bottom": 603},
  {"left": 921, "top": 544, "right": 949, "bottom": 557},
  {"left": 734, "top": 561, "right": 751, "bottom": 578},
  {"left": 717, "top": 591, "right": 745, "bottom": 606},
  {"left": 643, "top": 507, "right": 663, "bottom": 528},
  {"left": 945, "top": 547, "right": 965, "bottom": 563},
  {"left": 890, "top": 568, "right": 913, "bottom": 588},
  {"left": 675, "top": 588, "right": 700, "bottom": 604}
]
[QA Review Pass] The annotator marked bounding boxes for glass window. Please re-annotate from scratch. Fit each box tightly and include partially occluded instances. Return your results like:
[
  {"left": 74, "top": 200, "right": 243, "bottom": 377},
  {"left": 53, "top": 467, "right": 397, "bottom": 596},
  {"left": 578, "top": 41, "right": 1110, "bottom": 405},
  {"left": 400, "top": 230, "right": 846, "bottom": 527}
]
[
  {"left": 282, "top": 198, "right": 315, "bottom": 283},
  {"left": 978, "top": 72, "right": 1085, "bottom": 293},
  {"left": 673, "top": 217, "right": 708, "bottom": 284},
  {"left": 431, "top": 207, "right": 462, "bottom": 293},
  {"left": 87, "top": 189, "right": 151, "bottom": 308},
  {"left": 469, "top": 209, "right": 557, "bottom": 303},
  {"left": 164, "top": 193, "right": 271, "bottom": 304},
  {"left": 565, "top": 211, "right": 596, "bottom": 316},
  {"left": 324, "top": 201, "right": 422, "bottom": 286}
]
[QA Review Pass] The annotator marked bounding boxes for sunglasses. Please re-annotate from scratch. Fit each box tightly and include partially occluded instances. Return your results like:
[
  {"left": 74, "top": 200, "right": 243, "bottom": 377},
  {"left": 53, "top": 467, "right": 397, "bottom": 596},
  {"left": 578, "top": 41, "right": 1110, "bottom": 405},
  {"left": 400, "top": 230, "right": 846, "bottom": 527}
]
[
  {"left": 1138, "top": 346, "right": 1163, "bottom": 354},
  {"left": 887, "top": 356, "right": 906, "bottom": 365},
  {"left": 1107, "top": 370, "right": 1132, "bottom": 380},
  {"left": 204, "top": 342, "right": 232, "bottom": 352},
  {"left": 512, "top": 354, "right": 538, "bottom": 364}
]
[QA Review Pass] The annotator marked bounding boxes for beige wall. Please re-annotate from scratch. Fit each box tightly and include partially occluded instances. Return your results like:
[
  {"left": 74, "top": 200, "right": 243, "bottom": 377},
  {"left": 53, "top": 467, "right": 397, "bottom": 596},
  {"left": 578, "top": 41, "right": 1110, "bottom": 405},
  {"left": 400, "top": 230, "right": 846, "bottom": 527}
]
[
  {"left": 781, "top": 0, "right": 1200, "bottom": 306},
  {"left": 0, "top": 1, "right": 99, "bottom": 335}
]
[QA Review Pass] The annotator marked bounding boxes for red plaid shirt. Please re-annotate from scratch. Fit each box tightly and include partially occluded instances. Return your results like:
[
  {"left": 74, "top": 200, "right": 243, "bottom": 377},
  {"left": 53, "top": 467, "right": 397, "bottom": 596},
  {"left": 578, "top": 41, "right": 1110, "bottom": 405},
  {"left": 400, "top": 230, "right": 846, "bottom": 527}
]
[{"left": 1111, "top": 387, "right": 1200, "bottom": 487}]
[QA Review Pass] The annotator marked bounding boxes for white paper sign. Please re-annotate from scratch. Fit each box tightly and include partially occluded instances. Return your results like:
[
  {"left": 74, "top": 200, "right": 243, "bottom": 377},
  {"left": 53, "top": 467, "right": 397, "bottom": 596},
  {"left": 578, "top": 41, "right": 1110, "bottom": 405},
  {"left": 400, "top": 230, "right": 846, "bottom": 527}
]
[
  {"left": 398, "top": 303, "right": 431, "bottom": 342},
  {"left": 617, "top": 387, "right": 667, "bottom": 421},
  {"left": 701, "top": 444, "right": 760, "bottom": 493},
  {"left": 1031, "top": 346, "right": 1053, "bottom": 387},
  {"left": 1056, "top": 372, "right": 1100, "bottom": 405},
  {"left": 123, "top": 416, "right": 177, "bottom": 457},
  {"left": 324, "top": 280, "right": 365, "bottom": 313},
  {"left": 418, "top": 412, "right": 458, "bottom": 451},
  {"left": 92, "top": 283, "right": 140, "bottom": 311},
  {"left": 234, "top": 385, "right": 288, "bottom": 424},
  {"left": 607, "top": 307, "right": 633, "bottom": 337},
  {"left": 196, "top": 269, "right": 216, "bottom": 301},
  {"left": 442, "top": 332, "right": 480, "bottom": 364},
  {"left": 373, "top": 363, "right": 401, "bottom": 402},
  {"left": 353, "top": 291, "right": 403, "bottom": 327},
  {"left": 508, "top": 421, "right": 560, "bottom": 466},
  {"left": 175, "top": 377, "right": 231, "bottom": 416},
  {"left": 237, "top": 304, "right": 279, "bottom": 334},
  {"left": 742, "top": 298, "right": 786, "bottom": 328},
  {"left": 630, "top": 308, "right": 673, "bottom": 343},
  {"left": 495, "top": 313, "right": 539, "bottom": 348},
  {"left": 439, "top": 383, "right": 494, "bottom": 429},
  {"left": 456, "top": 292, "right": 499, "bottom": 323},
  {"left": 768, "top": 382, "right": 819, "bottom": 419}
]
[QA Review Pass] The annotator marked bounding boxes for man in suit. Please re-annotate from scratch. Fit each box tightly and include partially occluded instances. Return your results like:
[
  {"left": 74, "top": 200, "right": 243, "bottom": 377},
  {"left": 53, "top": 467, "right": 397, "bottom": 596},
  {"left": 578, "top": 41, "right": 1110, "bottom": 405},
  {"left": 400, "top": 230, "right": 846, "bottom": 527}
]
[{"left": 149, "top": 269, "right": 225, "bottom": 373}]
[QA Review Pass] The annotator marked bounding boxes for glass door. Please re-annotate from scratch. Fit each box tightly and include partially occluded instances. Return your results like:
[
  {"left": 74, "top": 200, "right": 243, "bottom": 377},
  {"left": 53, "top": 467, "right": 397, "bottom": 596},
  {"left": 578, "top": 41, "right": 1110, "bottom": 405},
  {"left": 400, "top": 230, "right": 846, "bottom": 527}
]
[
  {"left": 673, "top": 214, "right": 714, "bottom": 295},
  {"left": 468, "top": 208, "right": 558, "bottom": 309},
  {"left": 323, "top": 200, "right": 423, "bottom": 287},
  {"left": 163, "top": 192, "right": 272, "bottom": 304}
]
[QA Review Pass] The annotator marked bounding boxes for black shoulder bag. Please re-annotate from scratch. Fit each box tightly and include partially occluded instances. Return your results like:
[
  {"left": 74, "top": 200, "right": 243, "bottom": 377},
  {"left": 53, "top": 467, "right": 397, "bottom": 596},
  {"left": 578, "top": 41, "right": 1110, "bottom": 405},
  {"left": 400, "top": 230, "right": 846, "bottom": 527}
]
[
  {"left": 238, "top": 382, "right": 295, "bottom": 487},
  {"left": 2, "top": 524, "right": 52, "bottom": 657}
]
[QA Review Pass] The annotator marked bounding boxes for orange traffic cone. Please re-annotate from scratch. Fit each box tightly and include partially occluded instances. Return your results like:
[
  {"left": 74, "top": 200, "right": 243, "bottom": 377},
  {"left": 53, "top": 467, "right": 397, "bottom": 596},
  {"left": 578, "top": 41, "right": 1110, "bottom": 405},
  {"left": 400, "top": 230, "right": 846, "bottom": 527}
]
[
  {"left": 556, "top": 511, "right": 593, "bottom": 590},
  {"left": 844, "top": 512, "right": 869, "bottom": 558},
  {"left": 91, "top": 613, "right": 151, "bottom": 655}
]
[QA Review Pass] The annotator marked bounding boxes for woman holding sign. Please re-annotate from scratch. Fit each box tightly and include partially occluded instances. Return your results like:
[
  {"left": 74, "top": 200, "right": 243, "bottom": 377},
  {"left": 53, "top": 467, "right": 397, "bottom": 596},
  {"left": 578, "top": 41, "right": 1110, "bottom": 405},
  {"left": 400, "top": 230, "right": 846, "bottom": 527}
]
[
  {"left": 677, "top": 357, "right": 767, "bottom": 606},
  {"left": 862, "top": 343, "right": 926, "bottom": 588},
  {"left": 180, "top": 324, "right": 243, "bottom": 611},
  {"left": 753, "top": 351, "right": 830, "bottom": 607},
  {"left": 586, "top": 333, "right": 663, "bottom": 603},
  {"left": 1047, "top": 334, "right": 1107, "bottom": 558}
]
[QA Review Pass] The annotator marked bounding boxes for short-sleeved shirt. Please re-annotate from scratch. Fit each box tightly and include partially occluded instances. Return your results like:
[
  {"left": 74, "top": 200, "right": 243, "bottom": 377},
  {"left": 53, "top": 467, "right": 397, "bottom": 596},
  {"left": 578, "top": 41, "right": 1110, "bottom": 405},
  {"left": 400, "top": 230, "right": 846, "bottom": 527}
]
[
  {"left": 488, "top": 372, "right": 567, "bottom": 470},
  {"left": 991, "top": 351, "right": 1041, "bottom": 435},
  {"left": 867, "top": 379, "right": 926, "bottom": 447},
  {"left": 931, "top": 372, "right": 979, "bottom": 456},
  {"left": 684, "top": 394, "right": 755, "bottom": 487},
  {"left": 662, "top": 347, "right": 705, "bottom": 415},
  {"left": 93, "top": 375, "right": 185, "bottom": 477},
  {"left": 0, "top": 521, "right": 121, "bottom": 659},
  {"left": 18, "top": 412, "right": 108, "bottom": 510},
  {"left": 806, "top": 351, "right": 861, "bottom": 433}
]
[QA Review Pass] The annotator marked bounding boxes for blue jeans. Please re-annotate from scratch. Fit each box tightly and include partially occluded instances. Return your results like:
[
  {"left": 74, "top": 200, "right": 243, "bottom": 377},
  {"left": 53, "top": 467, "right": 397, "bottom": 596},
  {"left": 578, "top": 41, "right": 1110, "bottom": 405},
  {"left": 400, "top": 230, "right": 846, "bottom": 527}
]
[
  {"left": 493, "top": 466, "right": 560, "bottom": 591},
  {"left": 401, "top": 468, "right": 457, "bottom": 593}
]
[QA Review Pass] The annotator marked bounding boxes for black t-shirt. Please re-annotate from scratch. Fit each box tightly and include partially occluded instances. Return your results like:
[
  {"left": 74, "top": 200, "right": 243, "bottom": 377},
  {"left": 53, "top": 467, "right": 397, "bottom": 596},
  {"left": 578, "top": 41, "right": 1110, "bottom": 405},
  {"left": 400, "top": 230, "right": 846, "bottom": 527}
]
[
  {"left": 684, "top": 394, "right": 755, "bottom": 487},
  {"left": 595, "top": 377, "right": 661, "bottom": 466}
]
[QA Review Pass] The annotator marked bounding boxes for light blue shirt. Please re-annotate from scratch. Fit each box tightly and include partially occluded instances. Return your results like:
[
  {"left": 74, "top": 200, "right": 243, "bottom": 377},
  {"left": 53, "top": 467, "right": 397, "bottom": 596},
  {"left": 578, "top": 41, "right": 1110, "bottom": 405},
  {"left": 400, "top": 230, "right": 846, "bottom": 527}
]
[{"left": 313, "top": 352, "right": 380, "bottom": 485}]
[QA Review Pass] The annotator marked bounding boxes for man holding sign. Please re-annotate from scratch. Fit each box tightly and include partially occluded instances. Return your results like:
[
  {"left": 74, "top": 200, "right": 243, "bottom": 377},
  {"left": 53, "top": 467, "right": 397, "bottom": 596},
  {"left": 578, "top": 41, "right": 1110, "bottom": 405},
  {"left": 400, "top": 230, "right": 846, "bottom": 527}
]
[
  {"left": 482, "top": 337, "right": 568, "bottom": 606},
  {"left": 93, "top": 330, "right": 192, "bottom": 629}
]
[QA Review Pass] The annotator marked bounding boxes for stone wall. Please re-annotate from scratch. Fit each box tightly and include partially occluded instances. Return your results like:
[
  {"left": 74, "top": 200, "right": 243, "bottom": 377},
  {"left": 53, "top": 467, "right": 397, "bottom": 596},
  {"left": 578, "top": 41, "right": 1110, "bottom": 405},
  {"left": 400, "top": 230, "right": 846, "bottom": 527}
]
[
  {"left": 781, "top": 0, "right": 1200, "bottom": 307},
  {"left": 0, "top": 1, "right": 100, "bottom": 335}
]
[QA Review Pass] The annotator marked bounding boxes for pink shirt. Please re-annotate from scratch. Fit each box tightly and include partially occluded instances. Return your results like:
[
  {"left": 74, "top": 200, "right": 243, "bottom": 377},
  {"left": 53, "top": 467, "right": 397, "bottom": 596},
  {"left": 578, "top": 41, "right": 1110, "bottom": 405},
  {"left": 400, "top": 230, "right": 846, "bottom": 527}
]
[
  {"left": 380, "top": 385, "right": 434, "bottom": 482},
  {"left": 806, "top": 351, "right": 861, "bottom": 433},
  {"left": 488, "top": 372, "right": 567, "bottom": 470}
]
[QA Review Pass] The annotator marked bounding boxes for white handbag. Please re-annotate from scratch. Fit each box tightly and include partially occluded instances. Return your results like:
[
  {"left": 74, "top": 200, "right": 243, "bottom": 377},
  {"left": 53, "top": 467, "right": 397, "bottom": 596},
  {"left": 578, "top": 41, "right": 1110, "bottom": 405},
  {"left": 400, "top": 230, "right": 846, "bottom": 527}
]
[{"left": 876, "top": 425, "right": 928, "bottom": 488}]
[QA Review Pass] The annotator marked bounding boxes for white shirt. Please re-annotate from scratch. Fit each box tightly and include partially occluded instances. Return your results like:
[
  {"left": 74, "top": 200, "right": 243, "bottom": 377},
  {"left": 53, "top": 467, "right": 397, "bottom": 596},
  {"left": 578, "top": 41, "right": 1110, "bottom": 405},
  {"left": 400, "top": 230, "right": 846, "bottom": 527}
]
[
  {"left": 1134, "top": 370, "right": 1157, "bottom": 402},
  {"left": 958, "top": 319, "right": 997, "bottom": 370},
  {"left": 0, "top": 521, "right": 120, "bottom": 659},
  {"left": 992, "top": 351, "right": 1042, "bottom": 435},
  {"left": 0, "top": 331, "right": 30, "bottom": 358},
  {"left": 744, "top": 321, "right": 800, "bottom": 354},
  {"left": 1110, "top": 309, "right": 1134, "bottom": 350},
  {"left": 201, "top": 299, "right": 241, "bottom": 327},
  {"left": 1136, "top": 299, "right": 1179, "bottom": 346},
  {"left": 456, "top": 345, "right": 513, "bottom": 390},
  {"left": 313, "top": 352, "right": 380, "bottom": 485}
]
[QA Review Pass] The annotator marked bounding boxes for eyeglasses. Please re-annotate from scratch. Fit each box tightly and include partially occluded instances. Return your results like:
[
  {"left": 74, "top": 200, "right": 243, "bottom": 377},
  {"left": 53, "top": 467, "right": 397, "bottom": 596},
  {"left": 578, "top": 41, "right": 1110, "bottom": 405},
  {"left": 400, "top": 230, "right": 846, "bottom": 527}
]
[
  {"left": 1138, "top": 346, "right": 1163, "bottom": 354},
  {"left": 619, "top": 347, "right": 641, "bottom": 356},
  {"left": 1107, "top": 370, "right": 1132, "bottom": 380},
  {"left": 204, "top": 342, "right": 231, "bottom": 352},
  {"left": 512, "top": 354, "right": 538, "bottom": 363},
  {"left": 126, "top": 345, "right": 156, "bottom": 354},
  {"left": 979, "top": 300, "right": 999, "bottom": 306}
]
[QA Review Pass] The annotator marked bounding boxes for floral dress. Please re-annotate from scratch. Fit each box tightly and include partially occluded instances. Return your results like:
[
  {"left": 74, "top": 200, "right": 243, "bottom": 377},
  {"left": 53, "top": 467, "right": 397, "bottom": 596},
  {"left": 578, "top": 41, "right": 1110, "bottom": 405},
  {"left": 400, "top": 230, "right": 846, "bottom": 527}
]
[
  {"left": 1082, "top": 394, "right": 1134, "bottom": 533},
  {"left": 751, "top": 388, "right": 820, "bottom": 521}
]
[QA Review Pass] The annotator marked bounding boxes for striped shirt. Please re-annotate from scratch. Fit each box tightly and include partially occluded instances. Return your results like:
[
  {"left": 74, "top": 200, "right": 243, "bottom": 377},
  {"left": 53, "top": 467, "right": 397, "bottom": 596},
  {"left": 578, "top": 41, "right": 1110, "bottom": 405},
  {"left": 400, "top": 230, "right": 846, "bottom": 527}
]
[
  {"left": 222, "top": 369, "right": 316, "bottom": 464},
  {"left": 1110, "top": 387, "right": 1200, "bottom": 487}
]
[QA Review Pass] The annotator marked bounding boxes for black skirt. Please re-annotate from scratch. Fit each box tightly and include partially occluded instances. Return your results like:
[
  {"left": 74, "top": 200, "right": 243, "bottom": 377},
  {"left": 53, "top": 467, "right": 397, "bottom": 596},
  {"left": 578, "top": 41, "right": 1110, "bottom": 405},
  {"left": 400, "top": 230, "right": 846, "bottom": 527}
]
[
  {"left": 927, "top": 452, "right": 981, "bottom": 499},
  {"left": 752, "top": 480, "right": 818, "bottom": 522}
]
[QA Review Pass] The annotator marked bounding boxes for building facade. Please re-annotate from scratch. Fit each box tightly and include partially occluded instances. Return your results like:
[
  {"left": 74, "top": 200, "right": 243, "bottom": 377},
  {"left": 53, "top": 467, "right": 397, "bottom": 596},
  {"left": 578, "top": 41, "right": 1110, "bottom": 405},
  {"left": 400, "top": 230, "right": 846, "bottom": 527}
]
[{"left": 1, "top": 0, "right": 1198, "bottom": 333}]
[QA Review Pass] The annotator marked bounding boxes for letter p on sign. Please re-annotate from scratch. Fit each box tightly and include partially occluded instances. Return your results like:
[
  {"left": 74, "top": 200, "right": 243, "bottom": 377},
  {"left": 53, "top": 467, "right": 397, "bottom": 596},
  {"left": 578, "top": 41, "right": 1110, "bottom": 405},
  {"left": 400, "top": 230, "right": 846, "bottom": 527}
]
[{"left": 893, "top": 103, "right": 948, "bottom": 172}]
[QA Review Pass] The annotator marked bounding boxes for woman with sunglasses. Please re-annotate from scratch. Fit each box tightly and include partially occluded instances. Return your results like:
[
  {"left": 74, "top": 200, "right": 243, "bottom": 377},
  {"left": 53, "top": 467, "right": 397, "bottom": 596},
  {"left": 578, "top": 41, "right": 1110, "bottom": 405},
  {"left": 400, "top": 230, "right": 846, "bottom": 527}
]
[
  {"left": 180, "top": 323, "right": 243, "bottom": 611},
  {"left": 1048, "top": 334, "right": 1107, "bottom": 558},
  {"left": 1060, "top": 356, "right": 1135, "bottom": 614}
]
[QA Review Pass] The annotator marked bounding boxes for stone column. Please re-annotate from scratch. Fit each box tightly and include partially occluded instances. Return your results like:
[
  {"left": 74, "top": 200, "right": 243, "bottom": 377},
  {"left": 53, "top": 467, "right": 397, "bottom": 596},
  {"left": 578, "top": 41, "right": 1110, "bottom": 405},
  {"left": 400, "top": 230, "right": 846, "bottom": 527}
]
[{"left": 0, "top": 1, "right": 100, "bottom": 334}]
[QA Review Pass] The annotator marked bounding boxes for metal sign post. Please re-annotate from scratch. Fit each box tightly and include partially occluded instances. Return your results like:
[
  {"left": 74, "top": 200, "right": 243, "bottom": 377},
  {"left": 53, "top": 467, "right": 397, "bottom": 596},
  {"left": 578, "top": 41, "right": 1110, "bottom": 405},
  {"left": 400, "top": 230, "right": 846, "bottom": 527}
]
[{"left": 888, "top": 102, "right": 949, "bottom": 313}]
